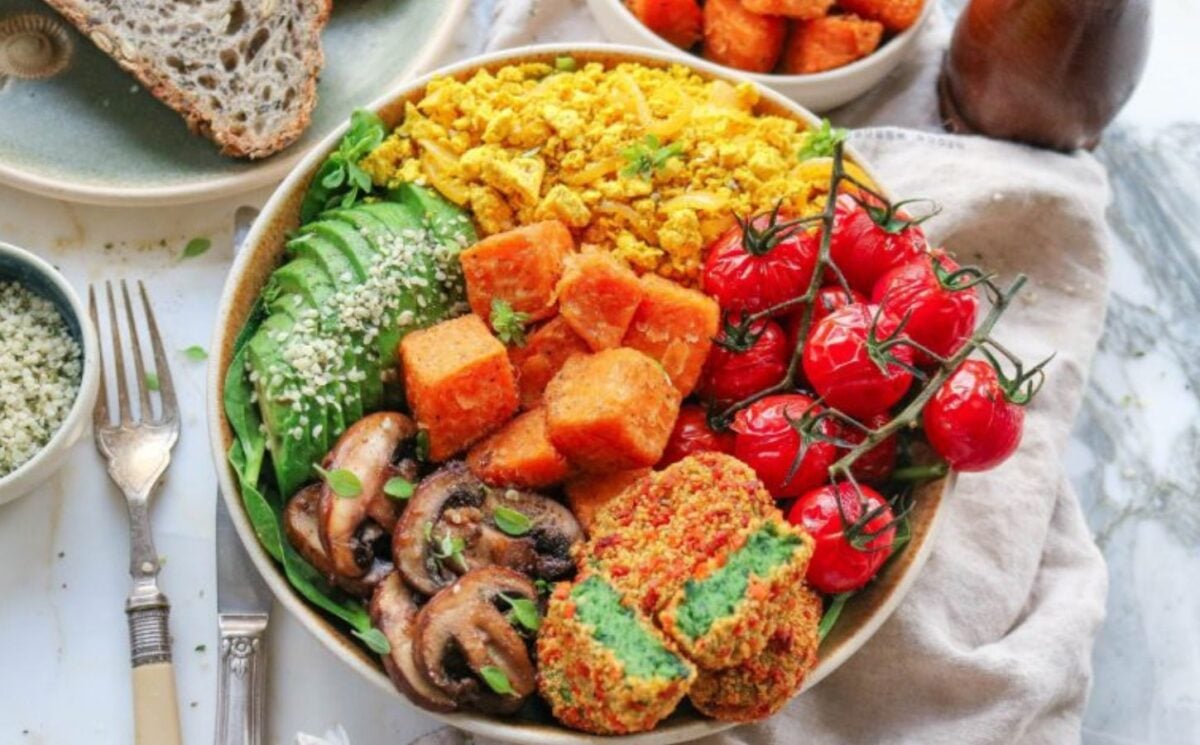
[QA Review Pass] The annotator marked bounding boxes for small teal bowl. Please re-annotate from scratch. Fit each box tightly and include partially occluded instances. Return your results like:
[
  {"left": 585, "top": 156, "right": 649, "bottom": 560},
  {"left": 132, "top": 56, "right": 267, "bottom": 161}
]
[{"left": 0, "top": 241, "right": 99, "bottom": 504}]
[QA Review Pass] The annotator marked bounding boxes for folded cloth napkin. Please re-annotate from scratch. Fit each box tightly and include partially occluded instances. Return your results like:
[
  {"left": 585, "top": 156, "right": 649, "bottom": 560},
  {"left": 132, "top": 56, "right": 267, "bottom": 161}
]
[{"left": 450, "top": 3, "right": 1111, "bottom": 742}]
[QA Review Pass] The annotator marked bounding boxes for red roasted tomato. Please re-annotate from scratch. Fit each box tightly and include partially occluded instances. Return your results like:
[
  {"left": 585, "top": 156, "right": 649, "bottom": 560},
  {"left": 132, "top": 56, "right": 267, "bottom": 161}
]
[
  {"left": 828, "top": 193, "right": 928, "bottom": 294},
  {"left": 699, "top": 317, "right": 790, "bottom": 404},
  {"left": 834, "top": 412, "right": 898, "bottom": 484},
  {"left": 731, "top": 394, "right": 836, "bottom": 499},
  {"left": 872, "top": 250, "right": 979, "bottom": 367},
  {"left": 659, "top": 405, "right": 736, "bottom": 467},
  {"left": 787, "top": 483, "right": 896, "bottom": 594},
  {"left": 923, "top": 359, "right": 1026, "bottom": 472},
  {"left": 786, "top": 285, "right": 866, "bottom": 350},
  {"left": 802, "top": 303, "right": 914, "bottom": 418},
  {"left": 702, "top": 209, "right": 819, "bottom": 316}
]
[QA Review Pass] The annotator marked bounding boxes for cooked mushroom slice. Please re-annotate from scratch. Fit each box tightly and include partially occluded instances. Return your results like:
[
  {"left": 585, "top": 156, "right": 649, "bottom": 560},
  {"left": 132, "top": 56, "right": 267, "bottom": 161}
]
[
  {"left": 393, "top": 462, "right": 583, "bottom": 596},
  {"left": 284, "top": 485, "right": 392, "bottom": 598},
  {"left": 319, "top": 412, "right": 417, "bottom": 579},
  {"left": 413, "top": 567, "right": 538, "bottom": 714},
  {"left": 369, "top": 572, "right": 456, "bottom": 713}
]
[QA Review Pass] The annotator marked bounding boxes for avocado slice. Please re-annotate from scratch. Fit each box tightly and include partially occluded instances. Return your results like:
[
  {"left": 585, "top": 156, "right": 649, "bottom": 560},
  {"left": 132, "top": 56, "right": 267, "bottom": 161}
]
[
  {"left": 263, "top": 257, "right": 337, "bottom": 316},
  {"left": 571, "top": 575, "right": 692, "bottom": 681}
]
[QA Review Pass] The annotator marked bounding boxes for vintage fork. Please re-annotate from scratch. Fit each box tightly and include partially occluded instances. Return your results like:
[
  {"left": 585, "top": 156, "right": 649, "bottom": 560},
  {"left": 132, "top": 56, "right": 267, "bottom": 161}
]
[{"left": 89, "top": 280, "right": 183, "bottom": 745}]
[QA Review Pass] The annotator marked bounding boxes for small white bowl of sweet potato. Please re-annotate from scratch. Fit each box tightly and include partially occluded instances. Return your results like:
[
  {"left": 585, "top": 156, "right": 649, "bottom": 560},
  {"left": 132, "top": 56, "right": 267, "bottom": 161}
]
[{"left": 587, "top": 0, "right": 934, "bottom": 111}]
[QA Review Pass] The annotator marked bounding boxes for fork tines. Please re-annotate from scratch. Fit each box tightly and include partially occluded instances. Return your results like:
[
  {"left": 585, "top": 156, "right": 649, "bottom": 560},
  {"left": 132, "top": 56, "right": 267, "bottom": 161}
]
[{"left": 88, "top": 280, "right": 178, "bottom": 428}]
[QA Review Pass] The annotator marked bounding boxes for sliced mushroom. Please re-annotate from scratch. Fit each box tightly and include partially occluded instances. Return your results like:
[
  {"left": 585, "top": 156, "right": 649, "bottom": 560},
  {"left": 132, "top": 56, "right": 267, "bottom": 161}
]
[
  {"left": 318, "top": 412, "right": 417, "bottom": 579},
  {"left": 284, "top": 485, "right": 392, "bottom": 598},
  {"left": 392, "top": 462, "right": 583, "bottom": 596},
  {"left": 413, "top": 567, "right": 538, "bottom": 714},
  {"left": 369, "top": 572, "right": 456, "bottom": 713}
]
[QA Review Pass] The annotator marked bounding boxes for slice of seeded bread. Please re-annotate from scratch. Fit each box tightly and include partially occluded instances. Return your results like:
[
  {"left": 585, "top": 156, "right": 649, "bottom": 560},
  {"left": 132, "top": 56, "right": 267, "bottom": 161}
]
[{"left": 43, "top": 0, "right": 333, "bottom": 159}]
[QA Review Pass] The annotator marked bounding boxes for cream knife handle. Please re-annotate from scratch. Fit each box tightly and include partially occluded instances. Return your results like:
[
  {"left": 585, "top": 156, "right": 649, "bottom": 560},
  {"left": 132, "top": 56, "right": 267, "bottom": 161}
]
[
  {"left": 215, "top": 613, "right": 269, "bottom": 745},
  {"left": 128, "top": 602, "right": 183, "bottom": 745}
]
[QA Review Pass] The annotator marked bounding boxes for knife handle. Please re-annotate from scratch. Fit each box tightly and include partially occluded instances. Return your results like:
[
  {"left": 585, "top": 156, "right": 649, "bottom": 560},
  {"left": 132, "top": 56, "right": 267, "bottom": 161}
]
[{"left": 215, "top": 613, "right": 269, "bottom": 745}]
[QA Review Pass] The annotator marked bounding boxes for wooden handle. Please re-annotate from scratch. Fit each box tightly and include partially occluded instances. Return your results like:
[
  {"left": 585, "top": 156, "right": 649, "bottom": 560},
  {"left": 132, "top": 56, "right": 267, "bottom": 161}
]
[{"left": 132, "top": 661, "right": 183, "bottom": 745}]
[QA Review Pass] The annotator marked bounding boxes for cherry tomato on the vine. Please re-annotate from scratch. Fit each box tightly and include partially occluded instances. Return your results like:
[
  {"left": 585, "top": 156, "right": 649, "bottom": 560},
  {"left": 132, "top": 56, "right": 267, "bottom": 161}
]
[
  {"left": 834, "top": 412, "right": 898, "bottom": 484},
  {"left": 923, "top": 359, "right": 1026, "bottom": 472},
  {"left": 872, "top": 250, "right": 979, "bottom": 368},
  {"left": 802, "top": 303, "right": 914, "bottom": 419},
  {"left": 828, "top": 193, "right": 928, "bottom": 294},
  {"left": 699, "top": 317, "right": 790, "bottom": 404},
  {"left": 659, "top": 405, "right": 736, "bottom": 467},
  {"left": 731, "top": 394, "right": 836, "bottom": 499},
  {"left": 786, "top": 286, "right": 866, "bottom": 350},
  {"left": 786, "top": 483, "right": 896, "bottom": 594},
  {"left": 702, "top": 208, "right": 819, "bottom": 316}
]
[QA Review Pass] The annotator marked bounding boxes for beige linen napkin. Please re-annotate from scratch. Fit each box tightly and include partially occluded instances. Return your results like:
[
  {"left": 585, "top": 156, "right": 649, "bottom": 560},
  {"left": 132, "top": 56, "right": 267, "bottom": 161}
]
[{"left": 458, "top": 3, "right": 1112, "bottom": 741}]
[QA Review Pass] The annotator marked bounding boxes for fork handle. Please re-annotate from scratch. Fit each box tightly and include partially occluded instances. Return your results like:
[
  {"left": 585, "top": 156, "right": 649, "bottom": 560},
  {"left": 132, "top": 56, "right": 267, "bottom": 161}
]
[{"left": 128, "top": 602, "right": 182, "bottom": 745}]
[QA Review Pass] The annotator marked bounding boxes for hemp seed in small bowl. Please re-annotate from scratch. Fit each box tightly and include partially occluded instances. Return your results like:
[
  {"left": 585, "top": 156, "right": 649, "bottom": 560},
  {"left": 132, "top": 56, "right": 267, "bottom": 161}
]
[{"left": 0, "top": 241, "right": 98, "bottom": 504}]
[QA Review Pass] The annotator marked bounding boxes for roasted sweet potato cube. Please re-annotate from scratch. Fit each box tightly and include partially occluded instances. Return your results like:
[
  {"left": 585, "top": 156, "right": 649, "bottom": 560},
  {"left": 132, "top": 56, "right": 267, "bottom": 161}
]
[
  {"left": 467, "top": 408, "right": 572, "bottom": 489},
  {"left": 782, "top": 15, "right": 885, "bottom": 74},
  {"left": 399, "top": 314, "right": 518, "bottom": 461},
  {"left": 460, "top": 220, "right": 575, "bottom": 325},
  {"left": 545, "top": 349, "right": 682, "bottom": 472},
  {"left": 509, "top": 316, "right": 591, "bottom": 409},
  {"left": 743, "top": 0, "right": 835, "bottom": 20},
  {"left": 838, "top": 0, "right": 924, "bottom": 32},
  {"left": 564, "top": 468, "right": 652, "bottom": 534},
  {"left": 702, "top": 0, "right": 787, "bottom": 74},
  {"left": 621, "top": 275, "right": 719, "bottom": 396},
  {"left": 557, "top": 252, "right": 644, "bottom": 351}
]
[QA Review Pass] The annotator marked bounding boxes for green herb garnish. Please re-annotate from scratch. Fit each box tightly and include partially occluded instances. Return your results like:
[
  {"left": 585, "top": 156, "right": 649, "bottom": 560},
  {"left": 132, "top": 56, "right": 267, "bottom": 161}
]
[
  {"left": 352, "top": 627, "right": 392, "bottom": 655},
  {"left": 499, "top": 593, "right": 541, "bottom": 632},
  {"left": 383, "top": 476, "right": 414, "bottom": 501},
  {"left": 430, "top": 529, "right": 467, "bottom": 572},
  {"left": 183, "top": 237, "right": 211, "bottom": 258},
  {"left": 182, "top": 345, "right": 208, "bottom": 361},
  {"left": 818, "top": 592, "right": 853, "bottom": 641},
  {"left": 555, "top": 56, "right": 577, "bottom": 73},
  {"left": 493, "top": 506, "right": 532, "bottom": 537},
  {"left": 621, "top": 134, "right": 683, "bottom": 179},
  {"left": 415, "top": 430, "right": 431, "bottom": 462},
  {"left": 479, "top": 665, "right": 515, "bottom": 695},
  {"left": 144, "top": 371, "right": 160, "bottom": 391},
  {"left": 490, "top": 298, "right": 531, "bottom": 346},
  {"left": 798, "top": 118, "right": 848, "bottom": 161},
  {"left": 314, "top": 465, "right": 363, "bottom": 498},
  {"left": 299, "top": 109, "right": 387, "bottom": 223}
]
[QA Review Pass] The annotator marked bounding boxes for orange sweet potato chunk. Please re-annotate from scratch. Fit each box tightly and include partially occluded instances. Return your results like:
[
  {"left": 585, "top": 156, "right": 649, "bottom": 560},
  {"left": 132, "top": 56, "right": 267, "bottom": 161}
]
[
  {"left": 743, "top": 0, "right": 835, "bottom": 20},
  {"left": 545, "top": 349, "right": 682, "bottom": 472},
  {"left": 621, "top": 275, "right": 720, "bottom": 396},
  {"left": 838, "top": 0, "right": 924, "bottom": 32},
  {"left": 508, "top": 316, "right": 591, "bottom": 409},
  {"left": 782, "top": 15, "right": 885, "bottom": 74},
  {"left": 460, "top": 220, "right": 575, "bottom": 325},
  {"left": 565, "top": 468, "right": 652, "bottom": 534},
  {"left": 467, "top": 408, "right": 571, "bottom": 489},
  {"left": 399, "top": 314, "right": 518, "bottom": 461},
  {"left": 557, "top": 252, "right": 644, "bottom": 351}
]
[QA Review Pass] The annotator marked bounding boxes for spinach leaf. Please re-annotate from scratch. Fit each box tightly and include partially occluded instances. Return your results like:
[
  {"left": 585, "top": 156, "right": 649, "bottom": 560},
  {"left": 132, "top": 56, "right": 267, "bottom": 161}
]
[{"left": 299, "top": 110, "right": 388, "bottom": 224}]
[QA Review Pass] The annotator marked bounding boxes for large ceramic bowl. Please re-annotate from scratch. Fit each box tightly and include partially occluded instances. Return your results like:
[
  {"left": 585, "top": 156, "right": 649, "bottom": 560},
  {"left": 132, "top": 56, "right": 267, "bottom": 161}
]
[
  {"left": 207, "top": 43, "right": 952, "bottom": 744},
  {"left": 586, "top": 0, "right": 934, "bottom": 112}
]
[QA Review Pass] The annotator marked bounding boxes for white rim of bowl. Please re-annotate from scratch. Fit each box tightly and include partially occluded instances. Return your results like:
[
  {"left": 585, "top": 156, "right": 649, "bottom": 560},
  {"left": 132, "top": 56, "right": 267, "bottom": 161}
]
[
  {"left": 207, "top": 42, "right": 936, "bottom": 744},
  {"left": 0, "top": 241, "right": 99, "bottom": 491},
  {"left": 593, "top": 0, "right": 934, "bottom": 85},
  {"left": 0, "top": 0, "right": 471, "bottom": 208}
]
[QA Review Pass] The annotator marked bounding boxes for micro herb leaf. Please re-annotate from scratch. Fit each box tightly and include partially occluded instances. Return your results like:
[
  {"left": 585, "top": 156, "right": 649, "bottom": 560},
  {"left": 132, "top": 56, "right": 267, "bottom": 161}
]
[
  {"left": 313, "top": 464, "right": 363, "bottom": 498},
  {"left": 182, "top": 345, "right": 208, "bottom": 361},
  {"left": 299, "top": 109, "right": 387, "bottom": 223},
  {"left": 194, "top": 644, "right": 206, "bottom": 653},
  {"left": 490, "top": 298, "right": 530, "bottom": 346},
  {"left": 352, "top": 627, "right": 392, "bottom": 655},
  {"left": 144, "top": 371, "right": 160, "bottom": 391},
  {"left": 534, "top": 578, "right": 553, "bottom": 596},
  {"left": 415, "top": 430, "right": 430, "bottom": 462},
  {"left": 818, "top": 592, "right": 854, "bottom": 642},
  {"left": 429, "top": 528, "right": 467, "bottom": 571},
  {"left": 555, "top": 56, "right": 577, "bottom": 72},
  {"left": 500, "top": 593, "right": 541, "bottom": 632},
  {"left": 183, "top": 237, "right": 212, "bottom": 258},
  {"left": 493, "top": 506, "right": 532, "bottom": 537},
  {"left": 480, "top": 665, "right": 515, "bottom": 695},
  {"left": 383, "top": 476, "right": 414, "bottom": 501},
  {"left": 798, "top": 118, "right": 848, "bottom": 162},
  {"left": 621, "top": 134, "right": 683, "bottom": 179}
]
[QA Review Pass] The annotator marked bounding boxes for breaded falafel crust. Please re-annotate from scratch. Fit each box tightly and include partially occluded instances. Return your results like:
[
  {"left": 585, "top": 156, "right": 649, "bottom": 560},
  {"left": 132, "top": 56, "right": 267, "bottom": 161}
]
[
  {"left": 659, "top": 519, "right": 815, "bottom": 670},
  {"left": 688, "top": 585, "right": 823, "bottom": 722},
  {"left": 584, "top": 453, "right": 776, "bottom": 615},
  {"left": 537, "top": 577, "right": 697, "bottom": 734}
]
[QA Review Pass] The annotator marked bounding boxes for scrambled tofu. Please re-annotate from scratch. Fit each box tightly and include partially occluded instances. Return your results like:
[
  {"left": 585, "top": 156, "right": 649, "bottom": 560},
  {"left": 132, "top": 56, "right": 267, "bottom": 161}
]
[{"left": 361, "top": 61, "right": 871, "bottom": 284}]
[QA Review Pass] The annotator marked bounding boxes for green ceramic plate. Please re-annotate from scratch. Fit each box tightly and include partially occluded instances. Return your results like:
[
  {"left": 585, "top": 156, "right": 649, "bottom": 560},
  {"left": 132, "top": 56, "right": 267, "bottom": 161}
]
[{"left": 0, "top": 0, "right": 468, "bottom": 206}]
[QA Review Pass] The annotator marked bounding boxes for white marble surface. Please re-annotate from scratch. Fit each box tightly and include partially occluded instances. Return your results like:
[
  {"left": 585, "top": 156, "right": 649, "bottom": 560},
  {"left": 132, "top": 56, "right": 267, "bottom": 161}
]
[{"left": 0, "top": 1, "right": 1196, "bottom": 744}]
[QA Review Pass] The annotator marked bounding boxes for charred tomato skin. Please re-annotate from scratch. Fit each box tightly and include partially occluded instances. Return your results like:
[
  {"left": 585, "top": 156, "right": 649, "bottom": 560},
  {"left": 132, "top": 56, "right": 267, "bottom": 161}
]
[
  {"left": 659, "top": 405, "right": 737, "bottom": 467},
  {"left": 702, "top": 213, "right": 819, "bottom": 316},
  {"left": 923, "top": 360, "right": 1025, "bottom": 472},
  {"left": 699, "top": 317, "right": 790, "bottom": 405},
  {"left": 872, "top": 250, "right": 979, "bottom": 368},
  {"left": 731, "top": 394, "right": 836, "bottom": 499},
  {"left": 802, "top": 303, "right": 914, "bottom": 419},
  {"left": 787, "top": 483, "right": 895, "bottom": 594},
  {"left": 828, "top": 194, "right": 927, "bottom": 294}
]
